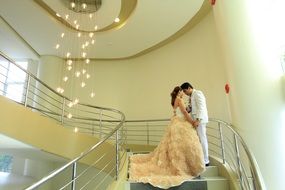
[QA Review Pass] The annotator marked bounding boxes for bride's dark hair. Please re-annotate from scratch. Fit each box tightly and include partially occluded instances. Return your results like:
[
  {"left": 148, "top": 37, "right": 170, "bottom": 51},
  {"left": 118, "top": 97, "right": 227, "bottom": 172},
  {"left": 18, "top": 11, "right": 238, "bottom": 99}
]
[{"left": 171, "top": 86, "right": 182, "bottom": 106}]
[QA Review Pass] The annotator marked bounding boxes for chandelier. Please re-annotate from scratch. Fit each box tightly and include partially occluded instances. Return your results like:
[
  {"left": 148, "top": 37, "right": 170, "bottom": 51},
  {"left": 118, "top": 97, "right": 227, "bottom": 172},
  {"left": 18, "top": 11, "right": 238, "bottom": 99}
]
[
  {"left": 54, "top": 0, "right": 103, "bottom": 113},
  {"left": 61, "top": 0, "right": 102, "bottom": 13}
]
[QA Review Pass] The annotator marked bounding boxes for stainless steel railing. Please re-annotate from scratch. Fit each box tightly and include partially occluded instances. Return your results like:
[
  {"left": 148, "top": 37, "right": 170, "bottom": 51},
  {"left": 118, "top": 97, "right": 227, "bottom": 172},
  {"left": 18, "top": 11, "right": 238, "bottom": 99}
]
[
  {"left": 124, "top": 118, "right": 266, "bottom": 190},
  {"left": 0, "top": 53, "right": 127, "bottom": 189},
  {"left": 0, "top": 53, "right": 265, "bottom": 189}
]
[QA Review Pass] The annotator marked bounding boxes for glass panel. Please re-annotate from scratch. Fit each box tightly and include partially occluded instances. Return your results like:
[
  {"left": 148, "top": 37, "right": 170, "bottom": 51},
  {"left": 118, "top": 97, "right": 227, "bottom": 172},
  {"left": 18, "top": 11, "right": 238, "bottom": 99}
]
[
  {"left": 6, "top": 83, "right": 25, "bottom": 102},
  {"left": 3, "top": 60, "right": 28, "bottom": 102},
  {"left": 7, "top": 64, "right": 27, "bottom": 83},
  {"left": 0, "top": 155, "right": 13, "bottom": 173},
  {"left": 0, "top": 58, "right": 9, "bottom": 95}
]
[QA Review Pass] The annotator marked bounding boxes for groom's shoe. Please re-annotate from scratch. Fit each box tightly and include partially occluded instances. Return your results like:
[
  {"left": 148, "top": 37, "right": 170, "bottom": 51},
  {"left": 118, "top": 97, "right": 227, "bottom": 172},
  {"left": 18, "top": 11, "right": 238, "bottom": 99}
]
[{"left": 205, "top": 163, "right": 210, "bottom": 167}]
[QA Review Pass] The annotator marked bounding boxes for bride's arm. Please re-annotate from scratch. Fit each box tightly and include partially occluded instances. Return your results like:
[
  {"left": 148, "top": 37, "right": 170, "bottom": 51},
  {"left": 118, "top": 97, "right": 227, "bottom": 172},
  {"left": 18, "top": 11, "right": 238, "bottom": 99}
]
[{"left": 178, "top": 98, "right": 194, "bottom": 125}]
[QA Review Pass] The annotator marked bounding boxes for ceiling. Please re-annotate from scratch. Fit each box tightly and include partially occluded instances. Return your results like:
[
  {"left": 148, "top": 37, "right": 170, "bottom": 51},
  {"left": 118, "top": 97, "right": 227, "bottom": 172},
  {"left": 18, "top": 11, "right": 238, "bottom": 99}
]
[
  {"left": 0, "top": 0, "right": 211, "bottom": 157},
  {"left": 0, "top": 0, "right": 210, "bottom": 60}
]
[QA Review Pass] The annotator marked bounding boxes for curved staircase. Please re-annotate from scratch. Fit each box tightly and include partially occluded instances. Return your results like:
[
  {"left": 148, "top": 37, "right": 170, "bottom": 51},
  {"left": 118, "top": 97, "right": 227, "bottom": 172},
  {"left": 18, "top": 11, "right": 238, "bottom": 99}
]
[{"left": 0, "top": 54, "right": 265, "bottom": 190}]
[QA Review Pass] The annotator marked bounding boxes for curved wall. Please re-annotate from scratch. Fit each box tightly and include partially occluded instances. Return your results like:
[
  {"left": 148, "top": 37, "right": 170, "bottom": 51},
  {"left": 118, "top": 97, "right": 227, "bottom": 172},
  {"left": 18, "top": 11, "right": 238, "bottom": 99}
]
[{"left": 38, "top": 11, "right": 229, "bottom": 122}]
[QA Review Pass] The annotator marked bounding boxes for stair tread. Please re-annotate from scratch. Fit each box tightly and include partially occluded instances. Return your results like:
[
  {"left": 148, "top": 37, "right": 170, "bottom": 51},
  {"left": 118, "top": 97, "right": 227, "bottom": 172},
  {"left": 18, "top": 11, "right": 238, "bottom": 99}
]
[{"left": 128, "top": 176, "right": 227, "bottom": 183}]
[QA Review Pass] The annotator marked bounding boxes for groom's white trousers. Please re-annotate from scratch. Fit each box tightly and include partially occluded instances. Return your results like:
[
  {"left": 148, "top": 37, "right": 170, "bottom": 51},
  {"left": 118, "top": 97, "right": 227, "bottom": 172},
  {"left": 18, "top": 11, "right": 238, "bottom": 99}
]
[{"left": 197, "top": 123, "right": 209, "bottom": 165}]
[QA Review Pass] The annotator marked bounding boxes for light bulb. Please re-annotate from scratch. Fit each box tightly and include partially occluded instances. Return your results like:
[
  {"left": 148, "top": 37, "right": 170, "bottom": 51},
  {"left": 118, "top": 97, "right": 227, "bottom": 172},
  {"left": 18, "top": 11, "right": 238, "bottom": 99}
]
[
  {"left": 81, "top": 82, "right": 86, "bottom": 87},
  {"left": 74, "top": 127, "right": 78, "bottom": 132},
  {"left": 66, "top": 52, "right": 71, "bottom": 57},
  {"left": 55, "top": 44, "right": 60, "bottom": 49},
  {"left": 77, "top": 32, "right": 81, "bottom": 37},
  {"left": 56, "top": 13, "right": 61, "bottom": 17},
  {"left": 68, "top": 102, "right": 73, "bottom": 107},
  {"left": 90, "top": 92, "right": 95, "bottom": 98},
  {"left": 75, "top": 71, "right": 81, "bottom": 77},
  {"left": 67, "top": 66, "right": 72, "bottom": 71},
  {"left": 82, "top": 69, "right": 86, "bottom": 74},
  {"left": 114, "top": 18, "right": 120, "bottom": 23},
  {"left": 63, "top": 76, "right": 68, "bottom": 82},
  {"left": 57, "top": 87, "right": 64, "bottom": 94},
  {"left": 67, "top": 60, "right": 72, "bottom": 65},
  {"left": 67, "top": 113, "right": 72, "bottom": 119},
  {"left": 76, "top": 24, "right": 80, "bottom": 29},
  {"left": 71, "top": 2, "right": 75, "bottom": 8},
  {"left": 82, "top": 52, "right": 87, "bottom": 58},
  {"left": 73, "top": 20, "right": 77, "bottom": 24},
  {"left": 61, "top": 33, "right": 65, "bottom": 38},
  {"left": 65, "top": 14, "right": 69, "bottom": 20},
  {"left": 91, "top": 39, "right": 95, "bottom": 44},
  {"left": 56, "top": 87, "right": 61, "bottom": 92},
  {"left": 85, "top": 59, "right": 90, "bottom": 64},
  {"left": 86, "top": 74, "right": 90, "bottom": 79},
  {"left": 89, "top": 14, "right": 93, "bottom": 18},
  {"left": 89, "top": 32, "right": 94, "bottom": 38},
  {"left": 73, "top": 98, "right": 79, "bottom": 105},
  {"left": 94, "top": 25, "right": 98, "bottom": 30},
  {"left": 82, "top": 3, "right": 87, "bottom": 9}
]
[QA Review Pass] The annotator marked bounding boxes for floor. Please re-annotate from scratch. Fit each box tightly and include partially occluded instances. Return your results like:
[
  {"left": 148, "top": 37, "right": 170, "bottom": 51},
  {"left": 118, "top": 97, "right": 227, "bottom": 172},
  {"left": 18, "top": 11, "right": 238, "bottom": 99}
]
[{"left": 0, "top": 171, "right": 36, "bottom": 190}]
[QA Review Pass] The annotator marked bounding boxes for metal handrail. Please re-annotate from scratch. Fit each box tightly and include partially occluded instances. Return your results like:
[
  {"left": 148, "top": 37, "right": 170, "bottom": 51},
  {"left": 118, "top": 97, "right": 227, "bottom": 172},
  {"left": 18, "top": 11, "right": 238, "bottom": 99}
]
[
  {"left": 0, "top": 52, "right": 127, "bottom": 189},
  {"left": 209, "top": 118, "right": 266, "bottom": 190},
  {"left": 0, "top": 53, "right": 265, "bottom": 189},
  {"left": 124, "top": 118, "right": 266, "bottom": 190},
  {"left": 25, "top": 112, "right": 125, "bottom": 190}
]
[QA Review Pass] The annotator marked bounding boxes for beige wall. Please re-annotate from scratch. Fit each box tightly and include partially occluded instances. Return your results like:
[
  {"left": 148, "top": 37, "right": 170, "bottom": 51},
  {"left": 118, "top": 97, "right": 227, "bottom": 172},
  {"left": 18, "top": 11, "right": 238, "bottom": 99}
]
[
  {"left": 38, "top": 11, "right": 229, "bottom": 122},
  {"left": 213, "top": 0, "right": 285, "bottom": 189}
]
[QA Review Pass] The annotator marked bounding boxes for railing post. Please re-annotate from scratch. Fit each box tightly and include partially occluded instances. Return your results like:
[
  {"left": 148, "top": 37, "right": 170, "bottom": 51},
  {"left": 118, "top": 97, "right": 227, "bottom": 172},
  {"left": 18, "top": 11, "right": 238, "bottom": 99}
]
[
  {"left": 250, "top": 168, "right": 257, "bottom": 190},
  {"left": 61, "top": 97, "right": 65, "bottom": 124},
  {"left": 234, "top": 134, "right": 244, "bottom": 190},
  {"left": 92, "top": 120, "right": 95, "bottom": 136},
  {"left": 100, "top": 110, "right": 103, "bottom": 139},
  {"left": 146, "top": 122, "right": 149, "bottom": 145},
  {"left": 71, "top": 162, "right": 77, "bottom": 190},
  {"left": 218, "top": 123, "right": 226, "bottom": 164},
  {"left": 115, "top": 131, "right": 119, "bottom": 180},
  {"left": 24, "top": 75, "right": 31, "bottom": 107}
]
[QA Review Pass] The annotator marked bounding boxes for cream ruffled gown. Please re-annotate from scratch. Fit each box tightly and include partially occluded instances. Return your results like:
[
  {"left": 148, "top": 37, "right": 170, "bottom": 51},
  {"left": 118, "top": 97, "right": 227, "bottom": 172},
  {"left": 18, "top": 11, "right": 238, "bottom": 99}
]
[{"left": 129, "top": 107, "right": 205, "bottom": 189}]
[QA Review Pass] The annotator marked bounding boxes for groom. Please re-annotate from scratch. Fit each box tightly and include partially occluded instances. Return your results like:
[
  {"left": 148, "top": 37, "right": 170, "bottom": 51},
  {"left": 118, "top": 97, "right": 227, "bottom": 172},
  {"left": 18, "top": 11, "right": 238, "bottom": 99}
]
[{"left": 181, "top": 82, "right": 210, "bottom": 166}]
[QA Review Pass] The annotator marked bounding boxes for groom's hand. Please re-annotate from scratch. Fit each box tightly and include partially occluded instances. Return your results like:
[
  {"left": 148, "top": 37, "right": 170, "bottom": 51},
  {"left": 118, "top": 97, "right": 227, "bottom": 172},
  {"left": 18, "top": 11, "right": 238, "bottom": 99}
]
[{"left": 193, "top": 121, "right": 199, "bottom": 128}]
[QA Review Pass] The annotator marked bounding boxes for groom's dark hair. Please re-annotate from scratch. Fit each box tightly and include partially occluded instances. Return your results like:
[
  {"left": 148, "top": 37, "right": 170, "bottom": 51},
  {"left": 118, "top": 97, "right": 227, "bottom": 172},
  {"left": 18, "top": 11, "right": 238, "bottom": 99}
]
[{"left": 180, "top": 82, "right": 193, "bottom": 90}]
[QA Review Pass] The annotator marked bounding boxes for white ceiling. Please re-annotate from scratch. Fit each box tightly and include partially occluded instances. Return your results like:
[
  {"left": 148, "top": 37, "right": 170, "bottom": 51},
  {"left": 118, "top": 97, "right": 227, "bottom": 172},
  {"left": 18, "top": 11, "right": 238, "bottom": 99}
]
[
  {"left": 0, "top": 0, "right": 207, "bottom": 59},
  {"left": 0, "top": 0, "right": 209, "bottom": 155}
]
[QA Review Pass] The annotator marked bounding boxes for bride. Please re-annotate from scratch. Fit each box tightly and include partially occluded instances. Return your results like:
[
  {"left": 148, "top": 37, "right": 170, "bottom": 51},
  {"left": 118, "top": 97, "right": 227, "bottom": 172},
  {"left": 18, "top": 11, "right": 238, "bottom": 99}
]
[{"left": 129, "top": 86, "right": 205, "bottom": 189}]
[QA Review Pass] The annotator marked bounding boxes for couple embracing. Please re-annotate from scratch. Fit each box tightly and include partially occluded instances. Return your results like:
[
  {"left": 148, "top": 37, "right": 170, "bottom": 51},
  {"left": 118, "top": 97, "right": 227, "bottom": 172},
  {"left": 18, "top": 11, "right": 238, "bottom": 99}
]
[{"left": 129, "top": 82, "right": 209, "bottom": 189}]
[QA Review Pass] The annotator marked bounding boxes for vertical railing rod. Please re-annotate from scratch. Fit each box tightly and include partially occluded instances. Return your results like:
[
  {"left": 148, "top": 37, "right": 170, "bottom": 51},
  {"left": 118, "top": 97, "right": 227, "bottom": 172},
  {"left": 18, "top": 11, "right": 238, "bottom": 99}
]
[
  {"left": 250, "top": 168, "right": 257, "bottom": 190},
  {"left": 71, "top": 162, "right": 77, "bottom": 190},
  {"left": 147, "top": 122, "right": 149, "bottom": 145},
  {"left": 100, "top": 110, "right": 103, "bottom": 139},
  {"left": 234, "top": 134, "right": 244, "bottom": 190},
  {"left": 3, "top": 62, "right": 10, "bottom": 96},
  {"left": 115, "top": 131, "right": 119, "bottom": 180},
  {"left": 92, "top": 120, "right": 95, "bottom": 136},
  {"left": 24, "top": 75, "right": 31, "bottom": 107},
  {"left": 218, "top": 122, "right": 226, "bottom": 164},
  {"left": 61, "top": 97, "right": 65, "bottom": 124}
]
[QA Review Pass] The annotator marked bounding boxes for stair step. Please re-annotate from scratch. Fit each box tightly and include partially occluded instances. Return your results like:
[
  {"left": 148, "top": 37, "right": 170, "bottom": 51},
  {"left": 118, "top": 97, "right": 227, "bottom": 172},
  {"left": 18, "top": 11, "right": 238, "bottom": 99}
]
[
  {"left": 206, "top": 177, "right": 229, "bottom": 190},
  {"left": 201, "top": 166, "right": 219, "bottom": 177},
  {"left": 127, "top": 176, "right": 229, "bottom": 190}
]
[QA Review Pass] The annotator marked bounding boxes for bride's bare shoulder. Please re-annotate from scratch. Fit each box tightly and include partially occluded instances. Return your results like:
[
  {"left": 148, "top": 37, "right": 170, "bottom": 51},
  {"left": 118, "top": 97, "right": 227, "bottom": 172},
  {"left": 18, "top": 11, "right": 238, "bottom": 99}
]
[{"left": 174, "top": 97, "right": 182, "bottom": 106}]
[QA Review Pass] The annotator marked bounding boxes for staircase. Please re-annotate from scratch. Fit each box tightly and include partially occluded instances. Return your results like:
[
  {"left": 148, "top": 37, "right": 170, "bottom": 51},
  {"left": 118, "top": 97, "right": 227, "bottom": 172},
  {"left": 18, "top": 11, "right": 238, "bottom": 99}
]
[{"left": 125, "top": 152, "right": 229, "bottom": 190}]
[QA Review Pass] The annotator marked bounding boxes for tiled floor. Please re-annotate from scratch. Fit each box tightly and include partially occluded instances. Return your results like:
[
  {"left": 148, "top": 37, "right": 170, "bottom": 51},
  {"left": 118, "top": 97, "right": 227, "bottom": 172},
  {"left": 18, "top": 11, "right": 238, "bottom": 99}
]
[{"left": 0, "top": 172, "right": 36, "bottom": 190}]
